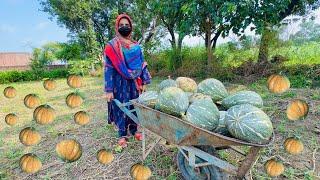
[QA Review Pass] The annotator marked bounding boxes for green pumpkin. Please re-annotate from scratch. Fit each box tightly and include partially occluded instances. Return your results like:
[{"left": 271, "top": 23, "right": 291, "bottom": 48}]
[
  {"left": 197, "top": 78, "right": 228, "bottom": 102},
  {"left": 158, "top": 79, "right": 177, "bottom": 91},
  {"left": 137, "top": 91, "right": 158, "bottom": 108},
  {"left": 213, "top": 111, "right": 230, "bottom": 136},
  {"left": 188, "top": 93, "right": 211, "bottom": 104},
  {"left": 185, "top": 99, "right": 219, "bottom": 131},
  {"left": 221, "top": 90, "right": 263, "bottom": 108},
  {"left": 225, "top": 104, "right": 273, "bottom": 144},
  {"left": 155, "top": 87, "right": 189, "bottom": 117}
]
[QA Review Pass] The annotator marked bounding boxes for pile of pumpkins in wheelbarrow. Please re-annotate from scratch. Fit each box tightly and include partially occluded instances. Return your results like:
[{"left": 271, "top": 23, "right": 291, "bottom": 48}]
[
  {"left": 138, "top": 75, "right": 308, "bottom": 178},
  {"left": 138, "top": 76, "right": 274, "bottom": 145}
]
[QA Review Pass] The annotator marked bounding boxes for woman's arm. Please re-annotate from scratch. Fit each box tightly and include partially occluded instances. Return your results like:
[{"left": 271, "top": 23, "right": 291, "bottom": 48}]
[
  {"left": 104, "top": 55, "right": 115, "bottom": 93},
  {"left": 140, "top": 50, "right": 152, "bottom": 85}
]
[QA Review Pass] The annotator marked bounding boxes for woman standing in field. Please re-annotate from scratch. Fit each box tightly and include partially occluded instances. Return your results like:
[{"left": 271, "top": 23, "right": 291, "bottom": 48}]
[{"left": 104, "top": 13, "right": 152, "bottom": 148}]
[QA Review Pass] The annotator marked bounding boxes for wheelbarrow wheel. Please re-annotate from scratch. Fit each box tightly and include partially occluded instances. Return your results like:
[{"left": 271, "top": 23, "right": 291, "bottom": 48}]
[{"left": 177, "top": 149, "right": 228, "bottom": 180}]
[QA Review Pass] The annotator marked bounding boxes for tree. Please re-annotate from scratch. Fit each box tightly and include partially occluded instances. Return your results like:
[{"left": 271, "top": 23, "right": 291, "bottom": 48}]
[
  {"left": 250, "top": 0, "right": 320, "bottom": 64},
  {"left": 290, "top": 19, "right": 320, "bottom": 44},
  {"left": 182, "top": 0, "right": 252, "bottom": 73},
  {"left": 30, "top": 42, "right": 62, "bottom": 72},
  {"left": 148, "top": 0, "right": 191, "bottom": 70}
]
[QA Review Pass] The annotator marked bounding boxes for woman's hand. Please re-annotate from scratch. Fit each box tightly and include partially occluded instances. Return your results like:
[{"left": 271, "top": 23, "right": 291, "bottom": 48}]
[
  {"left": 105, "top": 93, "right": 114, "bottom": 102},
  {"left": 141, "top": 85, "right": 147, "bottom": 92}
]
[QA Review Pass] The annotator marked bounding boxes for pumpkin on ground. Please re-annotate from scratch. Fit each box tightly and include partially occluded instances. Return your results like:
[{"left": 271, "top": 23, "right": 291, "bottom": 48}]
[
  {"left": 267, "top": 74, "right": 290, "bottom": 94},
  {"left": 5, "top": 113, "right": 18, "bottom": 126},
  {"left": 284, "top": 138, "right": 304, "bottom": 155},
  {"left": 225, "top": 104, "right": 273, "bottom": 144},
  {"left": 221, "top": 90, "right": 263, "bottom": 108},
  {"left": 24, "top": 94, "right": 41, "bottom": 109},
  {"left": 66, "top": 92, "right": 83, "bottom": 108},
  {"left": 185, "top": 98, "right": 220, "bottom": 131},
  {"left": 3, "top": 86, "right": 16, "bottom": 98},
  {"left": 43, "top": 79, "right": 56, "bottom": 91},
  {"left": 286, "top": 99, "right": 309, "bottom": 121},
  {"left": 155, "top": 87, "right": 189, "bottom": 117},
  {"left": 137, "top": 91, "right": 158, "bottom": 108},
  {"left": 188, "top": 93, "right": 211, "bottom": 104},
  {"left": 56, "top": 139, "right": 82, "bottom": 162},
  {"left": 67, "top": 75, "right": 82, "bottom": 88},
  {"left": 197, "top": 78, "right": 228, "bottom": 102},
  {"left": 19, "top": 127, "right": 41, "bottom": 146},
  {"left": 33, "top": 104, "right": 55, "bottom": 125},
  {"left": 264, "top": 159, "right": 284, "bottom": 177},
  {"left": 176, "top": 77, "right": 197, "bottom": 92},
  {"left": 97, "top": 149, "right": 114, "bottom": 165},
  {"left": 74, "top": 111, "right": 90, "bottom": 125},
  {"left": 20, "top": 153, "right": 42, "bottom": 174},
  {"left": 158, "top": 76, "right": 177, "bottom": 91},
  {"left": 130, "top": 163, "right": 152, "bottom": 180},
  {"left": 213, "top": 111, "right": 230, "bottom": 136}
]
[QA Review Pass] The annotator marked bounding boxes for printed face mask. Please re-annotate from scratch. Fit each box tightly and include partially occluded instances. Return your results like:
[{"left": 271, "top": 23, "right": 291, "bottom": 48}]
[{"left": 118, "top": 26, "right": 132, "bottom": 37}]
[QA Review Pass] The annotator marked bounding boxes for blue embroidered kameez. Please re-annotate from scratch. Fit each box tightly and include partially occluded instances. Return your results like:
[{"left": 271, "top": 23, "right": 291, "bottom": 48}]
[{"left": 104, "top": 44, "right": 151, "bottom": 137}]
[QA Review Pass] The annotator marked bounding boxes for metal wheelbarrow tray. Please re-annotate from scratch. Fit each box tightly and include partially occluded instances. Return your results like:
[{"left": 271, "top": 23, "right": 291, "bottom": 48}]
[{"left": 114, "top": 99, "right": 274, "bottom": 179}]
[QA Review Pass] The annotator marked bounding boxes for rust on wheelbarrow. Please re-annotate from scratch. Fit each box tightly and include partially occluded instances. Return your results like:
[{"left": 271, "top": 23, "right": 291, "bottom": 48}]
[{"left": 131, "top": 99, "right": 274, "bottom": 148}]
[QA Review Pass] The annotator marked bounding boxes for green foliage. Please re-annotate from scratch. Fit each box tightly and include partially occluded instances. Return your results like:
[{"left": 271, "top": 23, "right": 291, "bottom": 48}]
[
  {"left": 30, "top": 42, "right": 63, "bottom": 73},
  {"left": 68, "top": 59, "right": 92, "bottom": 76},
  {"left": 0, "top": 68, "right": 69, "bottom": 84}
]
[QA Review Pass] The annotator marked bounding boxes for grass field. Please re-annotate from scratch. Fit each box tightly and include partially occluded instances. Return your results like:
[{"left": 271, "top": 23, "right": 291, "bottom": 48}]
[{"left": 0, "top": 76, "right": 319, "bottom": 179}]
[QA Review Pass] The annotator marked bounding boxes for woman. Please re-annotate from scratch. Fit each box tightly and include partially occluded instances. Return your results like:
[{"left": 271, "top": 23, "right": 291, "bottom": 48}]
[{"left": 104, "top": 13, "right": 151, "bottom": 148}]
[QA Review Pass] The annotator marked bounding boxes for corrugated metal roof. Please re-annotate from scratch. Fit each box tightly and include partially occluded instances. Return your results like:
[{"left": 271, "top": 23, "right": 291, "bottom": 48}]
[{"left": 0, "top": 52, "right": 32, "bottom": 67}]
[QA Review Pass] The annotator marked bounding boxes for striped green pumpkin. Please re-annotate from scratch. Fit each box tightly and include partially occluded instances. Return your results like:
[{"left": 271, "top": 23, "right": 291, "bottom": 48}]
[
  {"left": 188, "top": 93, "right": 211, "bottom": 104},
  {"left": 213, "top": 111, "right": 230, "bottom": 136},
  {"left": 137, "top": 91, "right": 158, "bottom": 108},
  {"left": 197, "top": 78, "right": 228, "bottom": 102},
  {"left": 221, "top": 90, "right": 263, "bottom": 108},
  {"left": 186, "top": 98, "right": 219, "bottom": 131},
  {"left": 155, "top": 87, "right": 189, "bottom": 117},
  {"left": 225, "top": 104, "right": 273, "bottom": 144},
  {"left": 158, "top": 79, "right": 177, "bottom": 91}
]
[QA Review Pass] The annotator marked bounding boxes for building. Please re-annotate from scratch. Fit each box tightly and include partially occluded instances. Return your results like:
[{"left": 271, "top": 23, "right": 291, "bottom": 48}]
[
  {"left": 0, "top": 52, "right": 67, "bottom": 71},
  {"left": 0, "top": 52, "right": 32, "bottom": 71}
]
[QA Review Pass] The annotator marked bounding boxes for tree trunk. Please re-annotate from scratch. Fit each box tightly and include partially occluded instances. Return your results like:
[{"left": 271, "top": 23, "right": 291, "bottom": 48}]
[
  {"left": 258, "top": 27, "right": 271, "bottom": 64},
  {"left": 175, "top": 34, "right": 184, "bottom": 69}
]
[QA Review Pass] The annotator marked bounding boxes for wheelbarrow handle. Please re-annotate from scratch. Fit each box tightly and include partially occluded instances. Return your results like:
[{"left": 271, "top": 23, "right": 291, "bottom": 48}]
[{"left": 112, "top": 99, "right": 140, "bottom": 124}]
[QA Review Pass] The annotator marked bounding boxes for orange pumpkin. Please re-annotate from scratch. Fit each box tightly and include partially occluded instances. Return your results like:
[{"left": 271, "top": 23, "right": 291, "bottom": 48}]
[
  {"left": 5, "top": 113, "right": 18, "bottom": 126},
  {"left": 97, "top": 149, "right": 114, "bottom": 165},
  {"left": 56, "top": 139, "right": 82, "bottom": 162},
  {"left": 286, "top": 99, "right": 309, "bottom": 121},
  {"left": 33, "top": 104, "right": 56, "bottom": 125},
  {"left": 43, "top": 79, "right": 56, "bottom": 91},
  {"left": 24, "top": 94, "right": 40, "bottom": 109},
  {"left": 74, "top": 111, "right": 90, "bottom": 125},
  {"left": 19, "top": 127, "right": 41, "bottom": 146},
  {"left": 67, "top": 75, "right": 82, "bottom": 88},
  {"left": 20, "top": 153, "right": 42, "bottom": 174},
  {"left": 3, "top": 86, "right": 17, "bottom": 98},
  {"left": 66, "top": 92, "right": 83, "bottom": 108},
  {"left": 130, "top": 163, "right": 152, "bottom": 180},
  {"left": 284, "top": 138, "right": 304, "bottom": 155},
  {"left": 265, "top": 159, "right": 284, "bottom": 177},
  {"left": 267, "top": 74, "right": 290, "bottom": 94}
]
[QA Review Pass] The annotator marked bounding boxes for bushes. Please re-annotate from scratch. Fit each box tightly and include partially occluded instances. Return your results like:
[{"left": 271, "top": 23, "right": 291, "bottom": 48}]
[{"left": 0, "top": 68, "right": 69, "bottom": 84}]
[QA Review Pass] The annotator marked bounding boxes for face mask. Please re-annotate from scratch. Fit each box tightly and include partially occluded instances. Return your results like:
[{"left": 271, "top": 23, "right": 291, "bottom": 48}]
[{"left": 118, "top": 26, "right": 132, "bottom": 37}]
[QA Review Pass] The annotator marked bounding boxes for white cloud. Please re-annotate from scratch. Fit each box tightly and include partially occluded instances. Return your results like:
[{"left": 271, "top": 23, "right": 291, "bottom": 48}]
[
  {"left": 35, "top": 22, "right": 50, "bottom": 30},
  {"left": 0, "top": 24, "right": 16, "bottom": 33}
]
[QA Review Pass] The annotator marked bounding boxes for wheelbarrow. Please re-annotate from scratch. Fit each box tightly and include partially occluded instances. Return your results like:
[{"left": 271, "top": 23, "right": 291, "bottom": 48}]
[{"left": 113, "top": 99, "right": 274, "bottom": 179}]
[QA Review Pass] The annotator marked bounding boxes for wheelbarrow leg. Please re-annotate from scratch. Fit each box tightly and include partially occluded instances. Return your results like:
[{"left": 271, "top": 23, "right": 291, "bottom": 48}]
[
  {"left": 236, "top": 146, "right": 261, "bottom": 179},
  {"left": 142, "top": 128, "right": 162, "bottom": 160}
]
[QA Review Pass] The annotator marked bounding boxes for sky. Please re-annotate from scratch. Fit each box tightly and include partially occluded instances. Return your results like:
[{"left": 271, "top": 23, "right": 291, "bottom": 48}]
[
  {"left": 0, "top": 0, "right": 319, "bottom": 53},
  {"left": 0, "top": 0, "right": 69, "bottom": 53}
]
